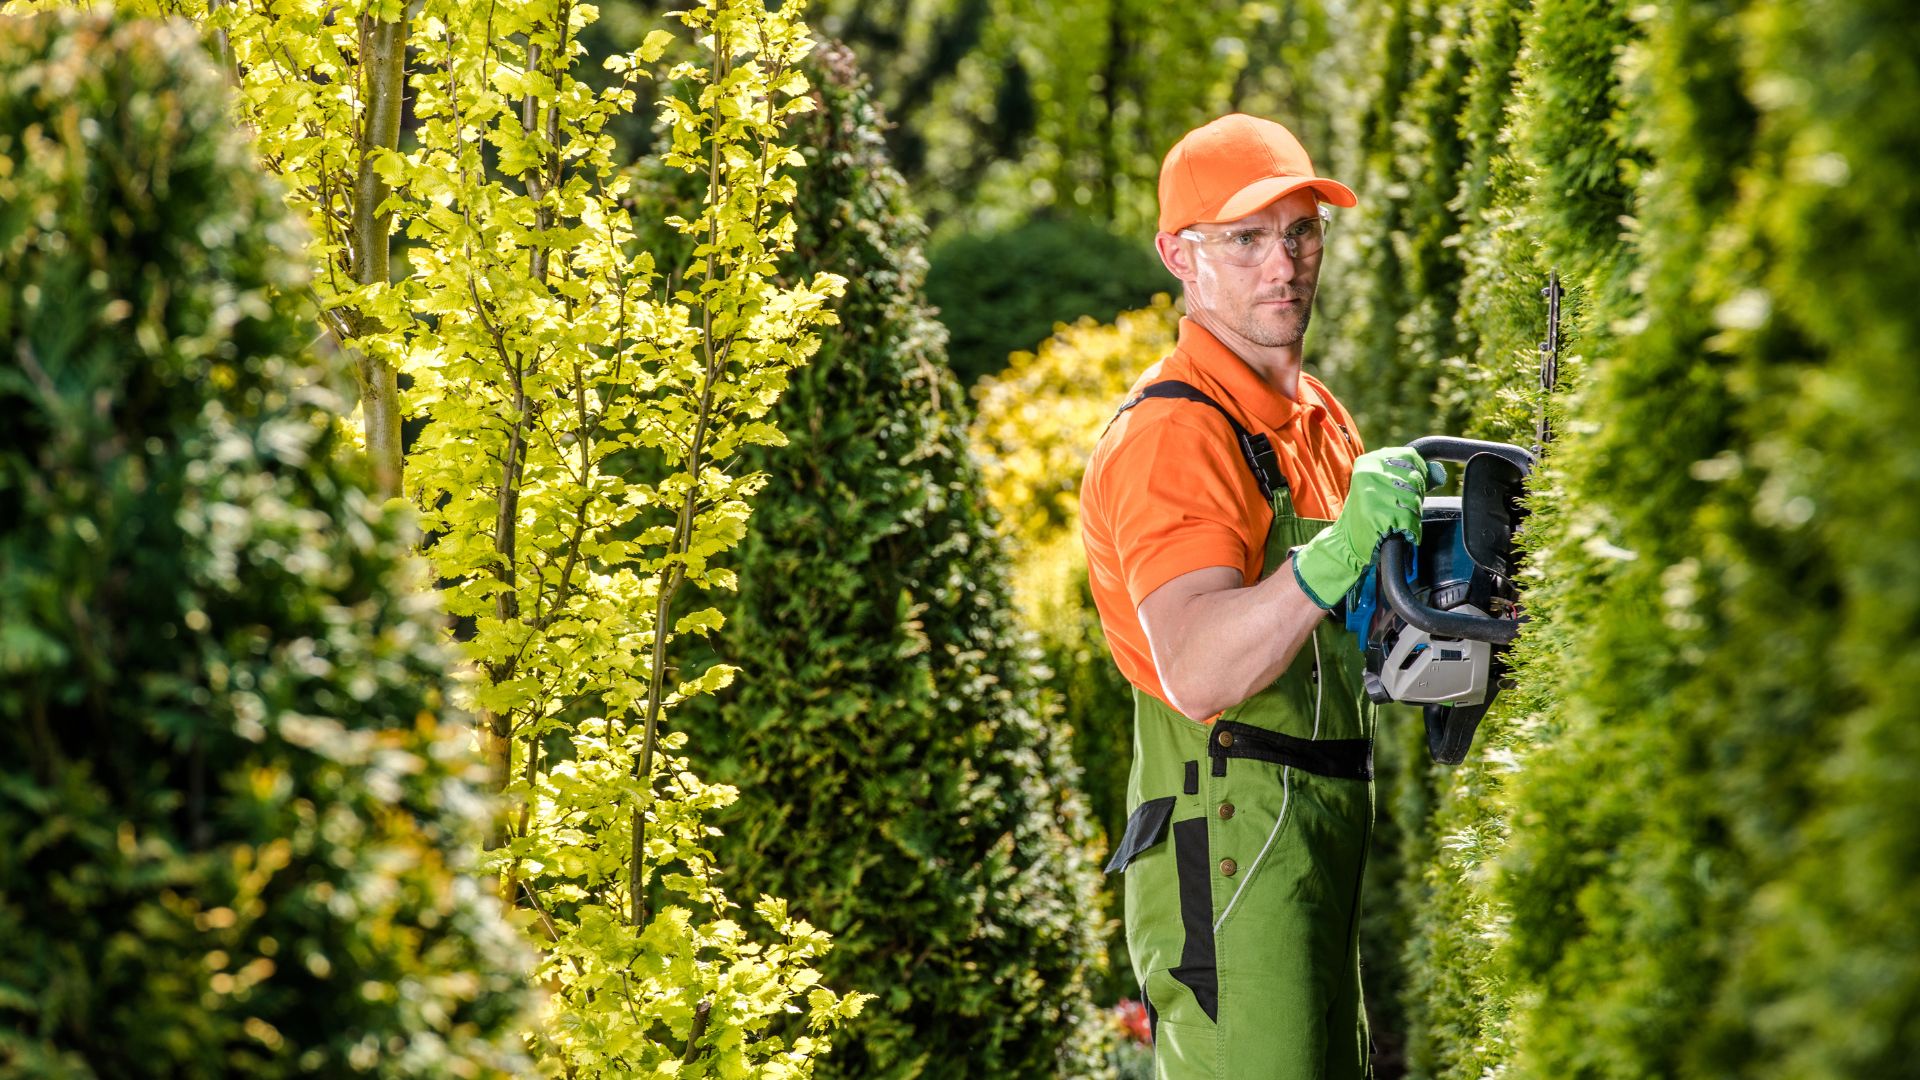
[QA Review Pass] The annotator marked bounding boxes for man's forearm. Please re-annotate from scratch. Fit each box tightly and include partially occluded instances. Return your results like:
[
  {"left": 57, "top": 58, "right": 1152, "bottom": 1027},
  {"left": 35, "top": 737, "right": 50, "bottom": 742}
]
[{"left": 1147, "top": 557, "right": 1328, "bottom": 722}]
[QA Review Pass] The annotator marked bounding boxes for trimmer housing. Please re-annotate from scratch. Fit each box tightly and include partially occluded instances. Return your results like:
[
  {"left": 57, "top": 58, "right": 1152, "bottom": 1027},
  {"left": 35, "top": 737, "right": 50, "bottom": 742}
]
[{"left": 1345, "top": 437, "right": 1534, "bottom": 764}]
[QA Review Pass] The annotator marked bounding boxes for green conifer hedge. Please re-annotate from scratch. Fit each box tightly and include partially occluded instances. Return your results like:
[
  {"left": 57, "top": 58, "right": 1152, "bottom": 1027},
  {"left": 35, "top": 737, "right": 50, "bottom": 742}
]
[
  {"left": 678, "top": 43, "right": 1111, "bottom": 1079},
  {"left": 1308, "top": 0, "right": 1920, "bottom": 1076},
  {"left": 0, "top": 15, "right": 531, "bottom": 1077}
]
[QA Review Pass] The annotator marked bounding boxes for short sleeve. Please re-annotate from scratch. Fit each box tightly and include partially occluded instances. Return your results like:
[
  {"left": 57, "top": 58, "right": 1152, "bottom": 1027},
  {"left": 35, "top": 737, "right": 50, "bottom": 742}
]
[{"left": 1099, "top": 407, "right": 1265, "bottom": 608}]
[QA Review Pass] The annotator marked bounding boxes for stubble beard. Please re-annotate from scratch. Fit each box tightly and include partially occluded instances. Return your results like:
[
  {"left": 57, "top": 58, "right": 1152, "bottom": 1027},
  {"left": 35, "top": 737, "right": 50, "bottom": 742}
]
[{"left": 1234, "top": 285, "right": 1317, "bottom": 349}]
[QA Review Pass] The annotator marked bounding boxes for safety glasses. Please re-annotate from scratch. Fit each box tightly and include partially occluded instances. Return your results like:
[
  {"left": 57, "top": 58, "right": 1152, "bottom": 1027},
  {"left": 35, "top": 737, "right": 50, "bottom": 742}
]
[{"left": 1178, "top": 206, "right": 1332, "bottom": 267}]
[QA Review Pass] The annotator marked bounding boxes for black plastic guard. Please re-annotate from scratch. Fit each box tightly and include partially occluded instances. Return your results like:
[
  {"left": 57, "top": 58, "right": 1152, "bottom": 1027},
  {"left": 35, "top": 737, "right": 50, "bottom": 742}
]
[
  {"left": 1425, "top": 651, "right": 1512, "bottom": 764},
  {"left": 1462, "top": 452, "right": 1529, "bottom": 579},
  {"left": 1425, "top": 703, "right": 1488, "bottom": 765}
]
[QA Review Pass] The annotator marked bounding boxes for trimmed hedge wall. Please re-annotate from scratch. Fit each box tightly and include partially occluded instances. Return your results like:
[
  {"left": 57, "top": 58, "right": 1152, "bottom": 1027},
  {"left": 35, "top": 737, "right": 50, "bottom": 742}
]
[
  {"left": 1316, "top": 0, "right": 1920, "bottom": 1076},
  {"left": 0, "top": 14, "right": 530, "bottom": 1078}
]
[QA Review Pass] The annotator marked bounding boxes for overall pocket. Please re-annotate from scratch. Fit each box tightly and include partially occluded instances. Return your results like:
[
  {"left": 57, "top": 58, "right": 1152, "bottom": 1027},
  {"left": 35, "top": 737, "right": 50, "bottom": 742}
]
[{"left": 1104, "top": 795, "right": 1177, "bottom": 874}]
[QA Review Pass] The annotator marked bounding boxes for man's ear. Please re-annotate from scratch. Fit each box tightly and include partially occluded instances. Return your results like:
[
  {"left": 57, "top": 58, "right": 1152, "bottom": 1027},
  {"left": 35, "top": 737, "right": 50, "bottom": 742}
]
[{"left": 1154, "top": 230, "right": 1197, "bottom": 285}]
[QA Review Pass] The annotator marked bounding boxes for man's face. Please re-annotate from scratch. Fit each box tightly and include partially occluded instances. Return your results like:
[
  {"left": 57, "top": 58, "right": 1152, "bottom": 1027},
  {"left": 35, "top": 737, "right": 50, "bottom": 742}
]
[{"left": 1165, "top": 189, "right": 1325, "bottom": 349}]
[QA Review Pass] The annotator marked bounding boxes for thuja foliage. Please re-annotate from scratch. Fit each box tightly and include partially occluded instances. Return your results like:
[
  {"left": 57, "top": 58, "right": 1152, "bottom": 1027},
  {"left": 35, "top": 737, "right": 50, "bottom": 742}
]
[
  {"left": 1309, "top": 0, "right": 1655, "bottom": 1075},
  {"left": 1313, "top": 0, "right": 1920, "bottom": 1077},
  {"left": 1310, "top": 0, "right": 1646, "bottom": 1075},
  {"left": 1427, "top": 0, "right": 1538, "bottom": 443},
  {"left": 1315, "top": 0, "right": 1464, "bottom": 442},
  {"left": 1493, "top": 1, "right": 1920, "bottom": 1076},
  {"left": 6, "top": 0, "right": 870, "bottom": 1070},
  {"left": 1310, "top": 0, "right": 1416, "bottom": 439},
  {"left": 0, "top": 14, "right": 530, "bottom": 1076},
  {"left": 676, "top": 44, "right": 1110, "bottom": 1079},
  {"left": 1701, "top": 6, "right": 1920, "bottom": 1069}
]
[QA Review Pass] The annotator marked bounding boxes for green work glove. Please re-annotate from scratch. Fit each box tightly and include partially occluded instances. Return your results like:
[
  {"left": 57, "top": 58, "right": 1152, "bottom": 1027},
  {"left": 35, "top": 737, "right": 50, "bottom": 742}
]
[{"left": 1291, "top": 447, "right": 1441, "bottom": 608}]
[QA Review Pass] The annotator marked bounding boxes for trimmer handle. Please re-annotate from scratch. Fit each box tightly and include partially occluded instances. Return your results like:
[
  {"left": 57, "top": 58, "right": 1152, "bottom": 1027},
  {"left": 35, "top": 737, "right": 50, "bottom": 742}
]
[
  {"left": 1377, "top": 538, "right": 1519, "bottom": 644},
  {"left": 1408, "top": 435, "right": 1535, "bottom": 471},
  {"left": 1375, "top": 437, "right": 1536, "bottom": 646}
]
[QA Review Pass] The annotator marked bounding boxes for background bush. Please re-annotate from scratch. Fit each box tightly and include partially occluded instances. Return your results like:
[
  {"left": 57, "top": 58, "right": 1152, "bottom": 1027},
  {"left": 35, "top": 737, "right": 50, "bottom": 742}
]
[
  {"left": 676, "top": 44, "right": 1113, "bottom": 1080},
  {"left": 0, "top": 14, "right": 531, "bottom": 1077},
  {"left": 925, "top": 218, "right": 1169, "bottom": 386},
  {"left": 970, "top": 296, "right": 1176, "bottom": 1008}
]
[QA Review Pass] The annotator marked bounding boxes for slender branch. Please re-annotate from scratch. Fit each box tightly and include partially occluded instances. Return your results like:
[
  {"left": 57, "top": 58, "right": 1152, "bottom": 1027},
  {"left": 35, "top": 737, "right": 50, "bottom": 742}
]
[
  {"left": 206, "top": 0, "right": 238, "bottom": 84},
  {"left": 349, "top": 9, "right": 409, "bottom": 495},
  {"left": 628, "top": 22, "right": 736, "bottom": 928},
  {"left": 681, "top": 999, "right": 713, "bottom": 1063},
  {"left": 519, "top": 881, "right": 588, "bottom": 979},
  {"left": 503, "top": 727, "right": 543, "bottom": 903},
  {"left": 530, "top": 355, "right": 597, "bottom": 629},
  {"left": 444, "top": 16, "right": 532, "bottom": 860}
]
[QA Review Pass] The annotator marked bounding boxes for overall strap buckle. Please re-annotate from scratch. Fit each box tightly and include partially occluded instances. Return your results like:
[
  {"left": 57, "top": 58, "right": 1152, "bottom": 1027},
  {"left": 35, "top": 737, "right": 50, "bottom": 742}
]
[{"left": 1112, "top": 381, "right": 1287, "bottom": 501}]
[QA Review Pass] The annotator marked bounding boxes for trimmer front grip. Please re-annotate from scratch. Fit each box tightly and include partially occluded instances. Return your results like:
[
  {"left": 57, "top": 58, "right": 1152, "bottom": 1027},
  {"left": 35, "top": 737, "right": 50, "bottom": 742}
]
[{"left": 1376, "top": 536, "right": 1521, "bottom": 645}]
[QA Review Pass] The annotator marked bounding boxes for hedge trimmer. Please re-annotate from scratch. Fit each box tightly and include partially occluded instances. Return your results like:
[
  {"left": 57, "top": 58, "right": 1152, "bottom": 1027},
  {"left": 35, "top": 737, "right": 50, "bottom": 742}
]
[{"left": 1339, "top": 273, "right": 1560, "bottom": 764}]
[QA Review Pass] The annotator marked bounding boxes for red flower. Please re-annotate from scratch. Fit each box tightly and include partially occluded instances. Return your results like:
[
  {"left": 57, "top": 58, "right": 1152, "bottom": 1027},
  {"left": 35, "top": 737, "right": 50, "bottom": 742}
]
[{"left": 1112, "top": 998, "right": 1152, "bottom": 1045}]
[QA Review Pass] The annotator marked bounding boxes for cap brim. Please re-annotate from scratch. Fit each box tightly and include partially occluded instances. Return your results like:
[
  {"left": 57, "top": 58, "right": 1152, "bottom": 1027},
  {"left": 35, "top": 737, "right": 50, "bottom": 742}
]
[{"left": 1200, "top": 175, "right": 1358, "bottom": 226}]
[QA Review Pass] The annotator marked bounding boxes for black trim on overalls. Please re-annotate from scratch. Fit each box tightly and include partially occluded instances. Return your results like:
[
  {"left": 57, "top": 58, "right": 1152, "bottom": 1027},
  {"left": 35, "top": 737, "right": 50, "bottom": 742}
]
[
  {"left": 1103, "top": 796, "right": 1176, "bottom": 874},
  {"left": 1170, "top": 817, "right": 1220, "bottom": 1022},
  {"left": 1113, "top": 381, "right": 1288, "bottom": 502},
  {"left": 1208, "top": 721, "right": 1374, "bottom": 781}
]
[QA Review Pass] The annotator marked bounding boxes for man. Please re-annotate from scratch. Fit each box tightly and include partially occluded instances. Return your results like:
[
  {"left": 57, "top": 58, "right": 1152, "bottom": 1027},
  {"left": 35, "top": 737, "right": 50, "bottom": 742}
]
[{"left": 1080, "top": 113, "right": 1436, "bottom": 1079}]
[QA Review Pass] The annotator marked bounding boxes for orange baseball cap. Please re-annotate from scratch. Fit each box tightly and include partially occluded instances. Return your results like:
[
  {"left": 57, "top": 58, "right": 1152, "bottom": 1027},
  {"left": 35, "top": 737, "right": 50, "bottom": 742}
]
[{"left": 1157, "top": 113, "right": 1357, "bottom": 234}]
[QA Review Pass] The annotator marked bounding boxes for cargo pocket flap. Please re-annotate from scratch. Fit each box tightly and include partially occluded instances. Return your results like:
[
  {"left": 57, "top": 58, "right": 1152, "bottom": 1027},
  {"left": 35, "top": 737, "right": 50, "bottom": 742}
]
[{"left": 1103, "top": 795, "right": 1177, "bottom": 874}]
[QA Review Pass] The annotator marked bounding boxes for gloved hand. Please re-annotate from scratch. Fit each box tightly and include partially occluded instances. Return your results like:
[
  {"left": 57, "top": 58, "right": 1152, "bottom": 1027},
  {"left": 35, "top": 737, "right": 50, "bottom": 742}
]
[{"left": 1291, "top": 447, "right": 1442, "bottom": 608}]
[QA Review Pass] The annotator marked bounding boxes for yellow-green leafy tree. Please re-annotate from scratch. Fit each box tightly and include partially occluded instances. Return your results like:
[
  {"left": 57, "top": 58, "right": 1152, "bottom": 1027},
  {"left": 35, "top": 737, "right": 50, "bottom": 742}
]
[{"left": 1, "top": 0, "right": 870, "bottom": 1070}]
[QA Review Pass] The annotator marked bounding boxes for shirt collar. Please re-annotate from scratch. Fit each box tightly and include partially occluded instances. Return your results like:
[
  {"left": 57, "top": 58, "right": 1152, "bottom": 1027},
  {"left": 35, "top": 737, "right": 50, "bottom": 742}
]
[{"left": 1174, "top": 316, "right": 1308, "bottom": 430}]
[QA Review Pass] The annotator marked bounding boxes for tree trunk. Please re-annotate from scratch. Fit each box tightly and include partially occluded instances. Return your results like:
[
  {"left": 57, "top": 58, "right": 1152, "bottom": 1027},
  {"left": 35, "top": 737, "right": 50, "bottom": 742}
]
[{"left": 352, "top": 14, "right": 408, "bottom": 495}]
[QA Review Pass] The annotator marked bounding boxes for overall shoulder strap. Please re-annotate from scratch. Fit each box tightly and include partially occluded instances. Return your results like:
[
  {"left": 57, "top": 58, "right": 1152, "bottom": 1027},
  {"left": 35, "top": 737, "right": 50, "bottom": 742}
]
[{"left": 1111, "top": 380, "right": 1287, "bottom": 502}]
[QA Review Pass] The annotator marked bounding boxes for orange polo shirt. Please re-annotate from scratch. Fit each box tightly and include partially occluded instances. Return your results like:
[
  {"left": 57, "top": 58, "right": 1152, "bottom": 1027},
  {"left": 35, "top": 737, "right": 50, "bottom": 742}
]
[{"left": 1079, "top": 317, "right": 1365, "bottom": 713}]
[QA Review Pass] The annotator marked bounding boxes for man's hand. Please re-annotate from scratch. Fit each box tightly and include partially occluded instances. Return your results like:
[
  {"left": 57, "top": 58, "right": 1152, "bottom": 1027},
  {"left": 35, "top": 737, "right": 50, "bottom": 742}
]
[{"left": 1290, "top": 446, "right": 1438, "bottom": 608}]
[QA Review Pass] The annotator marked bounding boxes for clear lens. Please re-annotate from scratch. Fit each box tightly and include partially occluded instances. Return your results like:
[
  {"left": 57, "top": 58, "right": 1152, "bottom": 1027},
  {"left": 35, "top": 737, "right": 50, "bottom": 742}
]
[{"left": 1181, "top": 212, "right": 1329, "bottom": 267}]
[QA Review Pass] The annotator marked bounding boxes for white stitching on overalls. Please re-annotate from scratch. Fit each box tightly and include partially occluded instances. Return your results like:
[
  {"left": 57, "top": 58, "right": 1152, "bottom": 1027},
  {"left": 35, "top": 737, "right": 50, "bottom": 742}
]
[{"left": 1212, "top": 630, "right": 1325, "bottom": 934}]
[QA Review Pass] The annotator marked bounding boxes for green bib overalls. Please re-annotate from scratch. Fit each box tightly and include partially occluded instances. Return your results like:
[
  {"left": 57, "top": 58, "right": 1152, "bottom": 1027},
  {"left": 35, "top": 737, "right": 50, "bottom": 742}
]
[{"left": 1103, "top": 382, "right": 1375, "bottom": 1080}]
